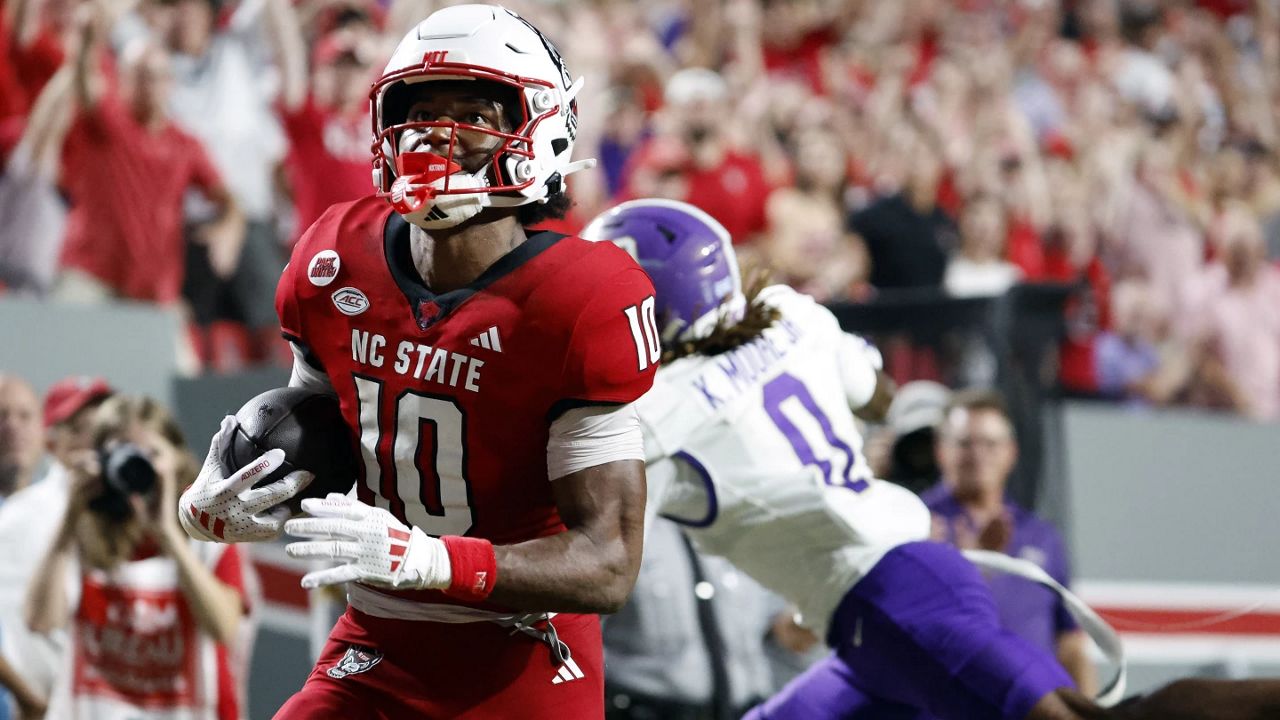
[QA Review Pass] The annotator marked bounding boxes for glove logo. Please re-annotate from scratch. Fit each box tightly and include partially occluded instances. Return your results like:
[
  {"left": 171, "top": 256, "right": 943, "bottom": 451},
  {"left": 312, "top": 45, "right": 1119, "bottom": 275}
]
[
  {"left": 387, "top": 526, "right": 411, "bottom": 573},
  {"left": 326, "top": 646, "right": 383, "bottom": 679}
]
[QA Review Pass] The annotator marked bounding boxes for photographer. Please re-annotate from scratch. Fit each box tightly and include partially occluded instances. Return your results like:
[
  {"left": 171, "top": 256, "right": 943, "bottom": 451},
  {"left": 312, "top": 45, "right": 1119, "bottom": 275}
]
[{"left": 24, "top": 396, "right": 251, "bottom": 719}]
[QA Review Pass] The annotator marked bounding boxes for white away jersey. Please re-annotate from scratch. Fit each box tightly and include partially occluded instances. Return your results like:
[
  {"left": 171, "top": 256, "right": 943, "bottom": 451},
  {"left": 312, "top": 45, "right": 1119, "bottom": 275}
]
[{"left": 636, "top": 286, "right": 930, "bottom": 639}]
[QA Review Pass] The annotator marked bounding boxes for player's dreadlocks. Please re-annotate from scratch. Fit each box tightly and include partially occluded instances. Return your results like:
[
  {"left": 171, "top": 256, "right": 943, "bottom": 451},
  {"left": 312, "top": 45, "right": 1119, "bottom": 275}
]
[{"left": 661, "top": 265, "right": 780, "bottom": 363}]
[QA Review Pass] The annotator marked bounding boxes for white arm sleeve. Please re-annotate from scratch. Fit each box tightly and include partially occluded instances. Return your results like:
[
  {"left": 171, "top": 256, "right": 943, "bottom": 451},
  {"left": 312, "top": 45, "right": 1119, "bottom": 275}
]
[
  {"left": 546, "top": 403, "right": 644, "bottom": 481},
  {"left": 288, "top": 342, "right": 336, "bottom": 394},
  {"left": 837, "top": 333, "right": 883, "bottom": 410}
]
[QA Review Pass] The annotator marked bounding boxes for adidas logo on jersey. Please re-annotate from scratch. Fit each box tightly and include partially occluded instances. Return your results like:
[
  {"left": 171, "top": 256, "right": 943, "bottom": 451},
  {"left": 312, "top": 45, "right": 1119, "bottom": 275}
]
[
  {"left": 550, "top": 657, "right": 585, "bottom": 685},
  {"left": 469, "top": 326, "right": 503, "bottom": 352}
]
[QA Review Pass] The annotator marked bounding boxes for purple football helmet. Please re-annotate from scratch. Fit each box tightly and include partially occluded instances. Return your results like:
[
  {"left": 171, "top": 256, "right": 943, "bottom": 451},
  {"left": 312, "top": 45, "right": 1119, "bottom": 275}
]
[{"left": 581, "top": 199, "right": 744, "bottom": 342}]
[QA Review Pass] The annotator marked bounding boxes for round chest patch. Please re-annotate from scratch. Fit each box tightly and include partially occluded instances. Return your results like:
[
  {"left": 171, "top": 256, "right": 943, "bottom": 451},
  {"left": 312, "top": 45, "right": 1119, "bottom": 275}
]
[{"left": 307, "top": 250, "right": 341, "bottom": 287}]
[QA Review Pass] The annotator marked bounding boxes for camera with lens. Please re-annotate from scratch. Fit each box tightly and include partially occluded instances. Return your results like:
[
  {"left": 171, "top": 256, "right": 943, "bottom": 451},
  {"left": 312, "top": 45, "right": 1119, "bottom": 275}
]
[{"left": 88, "top": 443, "right": 157, "bottom": 521}]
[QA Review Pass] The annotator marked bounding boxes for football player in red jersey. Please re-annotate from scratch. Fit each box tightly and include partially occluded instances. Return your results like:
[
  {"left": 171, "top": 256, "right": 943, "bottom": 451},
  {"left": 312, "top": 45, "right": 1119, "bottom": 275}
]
[{"left": 177, "top": 5, "right": 661, "bottom": 718}]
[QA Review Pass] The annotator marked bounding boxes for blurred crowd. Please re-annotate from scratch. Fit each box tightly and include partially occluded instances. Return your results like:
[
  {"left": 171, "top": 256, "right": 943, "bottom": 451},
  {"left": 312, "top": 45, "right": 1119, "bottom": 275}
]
[
  {"left": 1, "top": 0, "right": 1279, "bottom": 420},
  {"left": 0, "top": 374, "right": 256, "bottom": 719}
]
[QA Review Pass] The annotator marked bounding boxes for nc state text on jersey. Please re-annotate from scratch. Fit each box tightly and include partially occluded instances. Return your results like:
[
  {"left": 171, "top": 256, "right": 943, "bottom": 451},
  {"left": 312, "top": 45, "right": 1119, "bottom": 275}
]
[{"left": 352, "top": 330, "right": 484, "bottom": 392}]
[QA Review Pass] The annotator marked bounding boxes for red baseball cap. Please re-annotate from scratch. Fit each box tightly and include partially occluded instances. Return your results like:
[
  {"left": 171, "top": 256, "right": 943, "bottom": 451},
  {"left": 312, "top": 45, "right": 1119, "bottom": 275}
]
[{"left": 43, "top": 377, "right": 114, "bottom": 428}]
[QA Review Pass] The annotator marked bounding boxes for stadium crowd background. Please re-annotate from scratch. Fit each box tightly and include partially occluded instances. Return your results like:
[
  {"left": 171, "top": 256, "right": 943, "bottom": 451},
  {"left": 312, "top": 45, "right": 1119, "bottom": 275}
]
[
  {"left": 0, "top": 0, "right": 1278, "bottom": 716},
  {"left": 1, "top": 0, "right": 1279, "bottom": 420}
]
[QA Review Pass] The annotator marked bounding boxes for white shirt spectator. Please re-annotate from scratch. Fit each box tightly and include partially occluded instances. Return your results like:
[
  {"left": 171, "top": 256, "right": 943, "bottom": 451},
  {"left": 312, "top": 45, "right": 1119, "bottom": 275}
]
[
  {"left": 944, "top": 257, "right": 1023, "bottom": 298},
  {"left": 0, "top": 464, "right": 73, "bottom": 701},
  {"left": 168, "top": 1, "right": 285, "bottom": 222}
]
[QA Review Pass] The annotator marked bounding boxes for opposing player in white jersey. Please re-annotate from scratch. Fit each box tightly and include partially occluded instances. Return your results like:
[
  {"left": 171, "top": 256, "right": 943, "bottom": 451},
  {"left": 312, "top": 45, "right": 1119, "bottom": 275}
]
[{"left": 582, "top": 199, "right": 1280, "bottom": 720}]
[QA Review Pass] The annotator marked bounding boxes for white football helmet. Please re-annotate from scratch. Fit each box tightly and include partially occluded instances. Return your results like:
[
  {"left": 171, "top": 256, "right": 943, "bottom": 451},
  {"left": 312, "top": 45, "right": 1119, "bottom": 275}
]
[{"left": 371, "top": 4, "right": 595, "bottom": 229}]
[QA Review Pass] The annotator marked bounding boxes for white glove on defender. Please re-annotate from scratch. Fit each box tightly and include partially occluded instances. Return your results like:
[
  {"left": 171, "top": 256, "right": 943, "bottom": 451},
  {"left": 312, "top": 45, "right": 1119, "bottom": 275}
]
[
  {"left": 284, "top": 494, "right": 453, "bottom": 591},
  {"left": 179, "top": 416, "right": 314, "bottom": 543}
]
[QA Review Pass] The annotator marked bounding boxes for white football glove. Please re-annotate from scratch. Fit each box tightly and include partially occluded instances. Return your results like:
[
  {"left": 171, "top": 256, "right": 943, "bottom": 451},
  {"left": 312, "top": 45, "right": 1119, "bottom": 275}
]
[
  {"left": 284, "top": 494, "right": 452, "bottom": 591},
  {"left": 179, "top": 415, "right": 314, "bottom": 543}
]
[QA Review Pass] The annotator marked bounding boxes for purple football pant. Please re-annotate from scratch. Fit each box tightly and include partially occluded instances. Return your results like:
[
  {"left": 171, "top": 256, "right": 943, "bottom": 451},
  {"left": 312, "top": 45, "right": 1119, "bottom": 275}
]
[{"left": 746, "top": 541, "right": 1074, "bottom": 720}]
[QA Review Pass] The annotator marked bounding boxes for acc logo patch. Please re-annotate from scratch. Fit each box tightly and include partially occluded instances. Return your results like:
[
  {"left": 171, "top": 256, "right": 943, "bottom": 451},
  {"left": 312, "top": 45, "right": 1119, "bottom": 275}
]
[
  {"left": 327, "top": 646, "right": 383, "bottom": 679},
  {"left": 307, "top": 250, "right": 341, "bottom": 287},
  {"left": 331, "top": 287, "right": 370, "bottom": 316}
]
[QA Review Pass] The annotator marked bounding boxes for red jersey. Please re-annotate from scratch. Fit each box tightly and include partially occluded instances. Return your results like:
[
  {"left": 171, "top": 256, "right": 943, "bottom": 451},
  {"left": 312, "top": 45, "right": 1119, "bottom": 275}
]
[
  {"left": 762, "top": 28, "right": 836, "bottom": 94},
  {"left": 58, "top": 96, "right": 223, "bottom": 302},
  {"left": 622, "top": 141, "right": 773, "bottom": 245},
  {"left": 276, "top": 196, "right": 657, "bottom": 605},
  {"left": 279, "top": 97, "right": 372, "bottom": 244}
]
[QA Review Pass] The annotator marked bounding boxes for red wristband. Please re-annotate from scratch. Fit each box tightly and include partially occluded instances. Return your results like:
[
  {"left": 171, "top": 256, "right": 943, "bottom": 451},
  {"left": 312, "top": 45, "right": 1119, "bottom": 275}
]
[{"left": 440, "top": 536, "right": 497, "bottom": 601}]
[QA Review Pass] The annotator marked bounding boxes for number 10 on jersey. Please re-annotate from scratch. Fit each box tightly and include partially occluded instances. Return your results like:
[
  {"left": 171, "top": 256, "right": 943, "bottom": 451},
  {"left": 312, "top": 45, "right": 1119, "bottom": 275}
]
[
  {"left": 353, "top": 375, "right": 475, "bottom": 536},
  {"left": 624, "top": 296, "right": 661, "bottom": 371}
]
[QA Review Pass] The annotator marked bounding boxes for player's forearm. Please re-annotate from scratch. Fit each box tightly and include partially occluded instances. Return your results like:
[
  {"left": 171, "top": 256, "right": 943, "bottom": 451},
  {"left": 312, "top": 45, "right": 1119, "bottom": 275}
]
[
  {"left": 284, "top": 462, "right": 647, "bottom": 612},
  {"left": 488, "top": 526, "right": 641, "bottom": 614},
  {"left": 1109, "top": 678, "right": 1280, "bottom": 720},
  {"left": 486, "top": 460, "right": 646, "bottom": 615}
]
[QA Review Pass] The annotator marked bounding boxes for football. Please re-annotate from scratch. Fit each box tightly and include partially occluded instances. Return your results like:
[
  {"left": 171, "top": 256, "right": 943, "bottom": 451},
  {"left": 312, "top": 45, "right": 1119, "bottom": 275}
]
[{"left": 222, "top": 387, "right": 359, "bottom": 513}]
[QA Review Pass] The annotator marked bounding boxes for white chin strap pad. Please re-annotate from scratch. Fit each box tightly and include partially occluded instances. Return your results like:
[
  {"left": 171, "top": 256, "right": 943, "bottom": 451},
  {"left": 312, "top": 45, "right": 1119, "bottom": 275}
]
[
  {"left": 399, "top": 156, "right": 600, "bottom": 228},
  {"left": 400, "top": 171, "right": 490, "bottom": 230}
]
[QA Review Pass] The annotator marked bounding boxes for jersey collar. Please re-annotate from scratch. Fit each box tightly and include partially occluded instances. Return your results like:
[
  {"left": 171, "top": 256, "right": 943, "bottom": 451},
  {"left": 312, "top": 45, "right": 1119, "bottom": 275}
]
[{"left": 383, "top": 213, "right": 564, "bottom": 330}]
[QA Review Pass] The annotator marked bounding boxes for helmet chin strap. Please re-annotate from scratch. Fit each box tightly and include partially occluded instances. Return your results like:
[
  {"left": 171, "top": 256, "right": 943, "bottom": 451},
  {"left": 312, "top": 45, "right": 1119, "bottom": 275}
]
[
  {"left": 389, "top": 152, "right": 490, "bottom": 230},
  {"left": 387, "top": 153, "right": 600, "bottom": 230}
]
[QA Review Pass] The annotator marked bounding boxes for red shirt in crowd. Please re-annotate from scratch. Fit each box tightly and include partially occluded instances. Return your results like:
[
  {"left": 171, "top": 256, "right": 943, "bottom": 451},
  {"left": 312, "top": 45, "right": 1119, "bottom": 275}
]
[
  {"left": 622, "top": 140, "right": 773, "bottom": 245},
  {"left": 59, "top": 95, "right": 223, "bottom": 303},
  {"left": 682, "top": 151, "right": 772, "bottom": 243},
  {"left": 0, "top": 14, "right": 25, "bottom": 120},
  {"left": 280, "top": 96, "right": 372, "bottom": 243},
  {"left": 1044, "top": 246, "right": 1113, "bottom": 394},
  {"left": 0, "top": 16, "right": 66, "bottom": 120},
  {"left": 12, "top": 29, "right": 63, "bottom": 105},
  {"left": 1005, "top": 215, "right": 1047, "bottom": 279},
  {"left": 762, "top": 28, "right": 837, "bottom": 95}
]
